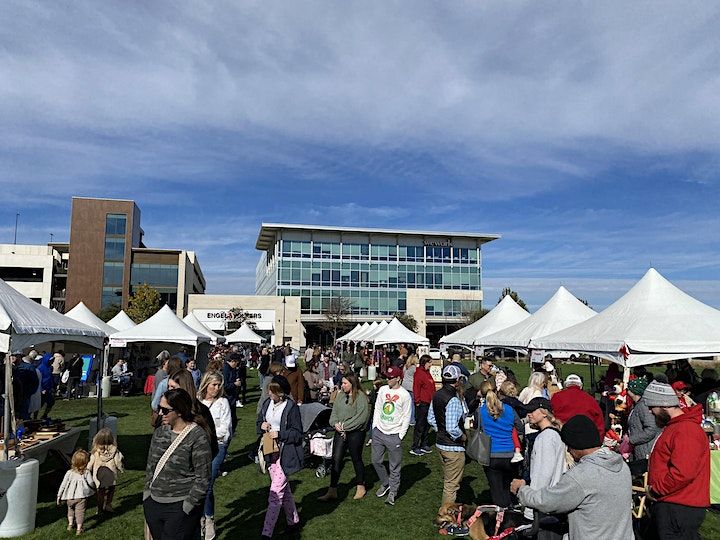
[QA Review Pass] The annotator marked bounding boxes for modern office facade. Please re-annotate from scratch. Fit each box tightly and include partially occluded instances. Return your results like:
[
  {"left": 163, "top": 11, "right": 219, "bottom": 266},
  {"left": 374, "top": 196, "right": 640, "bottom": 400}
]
[
  {"left": 64, "top": 197, "right": 206, "bottom": 315},
  {"left": 255, "top": 223, "right": 500, "bottom": 341},
  {"left": 0, "top": 244, "right": 67, "bottom": 307}
]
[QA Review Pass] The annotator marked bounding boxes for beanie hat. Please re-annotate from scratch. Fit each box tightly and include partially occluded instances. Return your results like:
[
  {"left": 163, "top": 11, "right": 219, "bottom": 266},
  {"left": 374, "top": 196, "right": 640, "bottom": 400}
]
[
  {"left": 442, "top": 364, "right": 461, "bottom": 382},
  {"left": 564, "top": 374, "right": 583, "bottom": 388},
  {"left": 643, "top": 381, "right": 680, "bottom": 407},
  {"left": 627, "top": 377, "right": 649, "bottom": 396},
  {"left": 560, "top": 415, "right": 601, "bottom": 450}
]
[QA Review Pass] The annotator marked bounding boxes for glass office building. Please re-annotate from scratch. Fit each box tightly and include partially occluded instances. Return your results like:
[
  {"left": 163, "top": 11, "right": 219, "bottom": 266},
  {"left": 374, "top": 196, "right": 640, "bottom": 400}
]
[{"left": 256, "top": 224, "right": 500, "bottom": 340}]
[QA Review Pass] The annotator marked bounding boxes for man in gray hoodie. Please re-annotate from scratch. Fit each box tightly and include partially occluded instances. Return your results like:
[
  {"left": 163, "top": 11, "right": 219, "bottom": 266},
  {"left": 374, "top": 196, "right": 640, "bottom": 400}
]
[{"left": 512, "top": 414, "right": 633, "bottom": 539}]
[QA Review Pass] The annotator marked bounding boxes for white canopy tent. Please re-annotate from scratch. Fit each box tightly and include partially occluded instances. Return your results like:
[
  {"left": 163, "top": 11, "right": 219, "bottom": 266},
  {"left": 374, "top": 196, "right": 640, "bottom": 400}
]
[
  {"left": 530, "top": 268, "right": 720, "bottom": 368},
  {"left": 479, "top": 286, "right": 596, "bottom": 349},
  {"left": 353, "top": 321, "right": 379, "bottom": 342},
  {"left": 362, "top": 320, "right": 389, "bottom": 342},
  {"left": 344, "top": 322, "right": 370, "bottom": 342},
  {"left": 337, "top": 323, "right": 363, "bottom": 342},
  {"left": 370, "top": 317, "right": 430, "bottom": 346},
  {"left": 182, "top": 312, "right": 227, "bottom": 345},
  {"left": 65, "top": 301, "right": 118, "bottom": 336},
  {"left": 439, "top": 295, "right": 530, "bottom": 346},
  {"left": 0, "top": 279, "right": 106, "bottom": 459},
  {"left": 109, "top": 305, "right": 211, "bottom": 348},
  {"left": 224, "top": 322, "right": 265, "bottom": 344},
  {"left": 107, "top": 310, "right": 136, "bottom": 332}
]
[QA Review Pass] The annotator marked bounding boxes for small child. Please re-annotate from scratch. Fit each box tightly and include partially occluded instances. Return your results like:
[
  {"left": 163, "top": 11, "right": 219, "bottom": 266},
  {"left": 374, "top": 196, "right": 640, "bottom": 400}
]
[
  {"left": 88, "top": 428, "right": 124, "bottom": 514},
  {"left": 57, "top": 449, "right": 95, "bottom": 535}
]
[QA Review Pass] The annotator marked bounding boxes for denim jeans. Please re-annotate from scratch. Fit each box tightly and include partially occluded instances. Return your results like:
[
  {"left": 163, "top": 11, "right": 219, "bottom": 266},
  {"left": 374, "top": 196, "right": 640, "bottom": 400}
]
[{"left": 204, "top": 442, "right": 227, "bottom": 517}]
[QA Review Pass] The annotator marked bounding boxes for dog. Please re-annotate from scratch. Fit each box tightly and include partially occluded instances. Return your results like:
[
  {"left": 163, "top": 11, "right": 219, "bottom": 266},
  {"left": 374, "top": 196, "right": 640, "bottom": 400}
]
[{"left": 434, "top": 502, "right": 529, "bottom": 540}]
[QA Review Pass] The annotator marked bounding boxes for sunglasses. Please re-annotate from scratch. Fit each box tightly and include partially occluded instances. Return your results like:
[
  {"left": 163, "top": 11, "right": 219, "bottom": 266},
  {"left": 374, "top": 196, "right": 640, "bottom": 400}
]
[{"left": 158, "top": 406, "right": 175, "bottom": 415}]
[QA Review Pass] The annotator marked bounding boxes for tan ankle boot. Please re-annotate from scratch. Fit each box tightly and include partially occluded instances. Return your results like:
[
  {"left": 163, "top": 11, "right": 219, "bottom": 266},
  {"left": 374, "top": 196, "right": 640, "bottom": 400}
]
[
  {"left": 317, "top": 487, "right": 338, "bottom": 501},
  {"left": 353, "top": 485, "right": 366, "bottom": 500}
]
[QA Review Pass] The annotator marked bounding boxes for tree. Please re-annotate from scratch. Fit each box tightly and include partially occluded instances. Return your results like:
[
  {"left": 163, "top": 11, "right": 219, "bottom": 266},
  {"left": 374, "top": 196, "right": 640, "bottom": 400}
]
[
  {"left": 320, "top": 296, "right": 354, "bottom": 343},
  {"left": 463, "top": 307, "right": 489, "bottom": 325},
  {"left": 126, "top": 283, "right": 161, "bottom": 323},
  {"left": 498, "top": 287, "right": 527, "bottom": 311},
  {"left": 226, "top": 306, "right": 256, "bottom": 331},
  {"left": 578, "top": 298, "right": 593, "bottom": 309},
  {"left": 394, "top": 312, "right": 418, "bottom": 332},
  {"left": 98, "top": 303, "right": 122, "bottom": 322}
]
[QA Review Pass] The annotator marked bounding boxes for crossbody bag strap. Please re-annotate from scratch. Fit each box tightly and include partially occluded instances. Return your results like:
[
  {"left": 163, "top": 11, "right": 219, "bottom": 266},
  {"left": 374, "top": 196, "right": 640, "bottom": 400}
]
[{"left": 151, "top": 423, "right": 197, "bottom": 486}]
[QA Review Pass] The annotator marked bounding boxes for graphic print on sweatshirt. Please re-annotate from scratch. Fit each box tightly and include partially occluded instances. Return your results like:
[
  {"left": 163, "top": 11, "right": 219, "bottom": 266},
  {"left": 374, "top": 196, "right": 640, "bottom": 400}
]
[{"left": 381, "top": 393, "right": 401, "bottom": 423}]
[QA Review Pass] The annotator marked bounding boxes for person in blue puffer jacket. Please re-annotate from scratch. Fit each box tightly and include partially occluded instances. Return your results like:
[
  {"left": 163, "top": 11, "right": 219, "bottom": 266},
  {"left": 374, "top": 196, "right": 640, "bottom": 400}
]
[
  {"left": 37, "top": 353, "right": 56, "bottom": 418},
  {"left": 474, "top": 380, "right": 524, "bottom": 508}
]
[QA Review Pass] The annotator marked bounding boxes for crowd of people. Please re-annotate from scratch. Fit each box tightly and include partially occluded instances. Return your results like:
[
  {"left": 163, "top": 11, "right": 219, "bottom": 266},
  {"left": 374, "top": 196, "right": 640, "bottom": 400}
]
[{"left": 38, "top": 340, "right": 718, "bottom": 539}]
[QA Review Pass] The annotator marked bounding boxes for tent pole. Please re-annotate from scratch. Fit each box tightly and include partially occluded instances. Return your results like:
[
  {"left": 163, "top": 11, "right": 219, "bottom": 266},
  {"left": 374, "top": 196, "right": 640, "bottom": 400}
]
[
  {"left": 3, "top": 350, "right": 11, "bottom": 461},
  {"left": 589, "top": 358, "right": 596, "bottom": 396},
  {"left": 97, "top": 345, "right": 105, "bottom": 430}
]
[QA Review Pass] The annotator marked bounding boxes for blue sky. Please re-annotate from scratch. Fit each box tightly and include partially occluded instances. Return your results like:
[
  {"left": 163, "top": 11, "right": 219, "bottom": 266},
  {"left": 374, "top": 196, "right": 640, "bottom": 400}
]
[{"left": 1, "top": 2, "right": 719, "bottom": 311}]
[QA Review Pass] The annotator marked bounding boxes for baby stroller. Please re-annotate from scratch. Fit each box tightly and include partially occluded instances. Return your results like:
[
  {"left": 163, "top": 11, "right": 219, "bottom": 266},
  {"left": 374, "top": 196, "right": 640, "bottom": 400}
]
[{"left": 299, "top": 403, "right": 334, "bottom": 478}]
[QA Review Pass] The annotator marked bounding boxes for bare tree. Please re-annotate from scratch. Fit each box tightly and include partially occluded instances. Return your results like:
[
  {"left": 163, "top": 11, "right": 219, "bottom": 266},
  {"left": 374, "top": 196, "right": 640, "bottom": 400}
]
[{"left": 321, "top": 296, "right": 354, "bottom": 343}]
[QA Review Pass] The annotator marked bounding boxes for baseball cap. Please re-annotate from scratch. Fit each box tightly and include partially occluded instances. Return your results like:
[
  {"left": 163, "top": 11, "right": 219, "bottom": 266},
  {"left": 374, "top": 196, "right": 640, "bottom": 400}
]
[
  {"left": 564, "top": 374, "right": 583, "bottom": 388},
  {"left": 671, "top": 380, "right": 688, "bottom": 391},
  {"left": 442, "top": 364, "right": 462, "bottom": 382},
  {"left": 386, "top": 366, "right": 403, "bottom": 379},
  {"left": 227, "top": 353, "right": 241, "bottom": 362},
  {"left": 525, "top": 397, "right": 553, "bottom": 413}
]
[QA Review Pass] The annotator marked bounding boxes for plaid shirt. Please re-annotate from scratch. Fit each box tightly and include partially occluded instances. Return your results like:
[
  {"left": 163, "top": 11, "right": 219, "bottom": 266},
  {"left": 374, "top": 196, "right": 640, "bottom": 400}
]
[{"left": 428, "top": 395, "right": 466, "bottom": 452}]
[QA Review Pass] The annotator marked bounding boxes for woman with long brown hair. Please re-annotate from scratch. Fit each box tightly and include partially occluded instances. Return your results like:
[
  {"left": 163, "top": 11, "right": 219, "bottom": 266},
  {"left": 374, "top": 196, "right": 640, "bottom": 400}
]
[
  {"left": 318, "top": 372, "right": 370, "bottom": 501},
  {"left": 474, "top": 380, "right": 523, "bottom": 508}
]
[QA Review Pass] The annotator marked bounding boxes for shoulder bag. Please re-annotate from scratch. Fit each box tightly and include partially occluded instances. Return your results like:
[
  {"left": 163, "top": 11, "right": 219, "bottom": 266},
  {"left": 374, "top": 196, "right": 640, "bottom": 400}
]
[
  {"left": 149, "top": 423, "right": 197, "bottom": 488},
  {"left": 466, "top": 410, "right": 492, "bottom": 466}
]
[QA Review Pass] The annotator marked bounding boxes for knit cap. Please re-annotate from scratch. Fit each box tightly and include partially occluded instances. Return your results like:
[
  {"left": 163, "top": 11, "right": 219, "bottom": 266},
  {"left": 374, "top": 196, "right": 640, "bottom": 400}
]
[
  {"left": 627, "top": 377, "right": 649, "bottom": 396},
  {"left": 560, "top": 414, "right": 601, "bottom": 450},
  {"left": 643, "top": 381, "right": 680, "bottom": 407}
]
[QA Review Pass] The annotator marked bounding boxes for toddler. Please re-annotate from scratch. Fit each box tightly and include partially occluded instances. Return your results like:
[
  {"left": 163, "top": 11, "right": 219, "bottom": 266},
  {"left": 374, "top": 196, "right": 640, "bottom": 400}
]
[
  {"left": 88, "top": 428, "right": 124, "bottom": 514},
  {"left": 57, "top": 449, "right": 95, "bottom": 535}
]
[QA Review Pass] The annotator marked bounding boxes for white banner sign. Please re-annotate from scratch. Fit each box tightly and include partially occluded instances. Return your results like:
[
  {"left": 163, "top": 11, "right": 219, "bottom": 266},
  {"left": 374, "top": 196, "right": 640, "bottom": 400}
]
[
  {"left": 530, "top": 349, "right": 546, "bottom": 363},
  {"left": 110, "top": 338, "right": 127, "bottom": 348}
]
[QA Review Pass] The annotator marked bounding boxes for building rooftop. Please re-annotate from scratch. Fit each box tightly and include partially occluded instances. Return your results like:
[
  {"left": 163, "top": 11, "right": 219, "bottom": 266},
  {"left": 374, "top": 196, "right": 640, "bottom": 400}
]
[{"left": 256, "top": 223, "right": 501, "bottom": 251}]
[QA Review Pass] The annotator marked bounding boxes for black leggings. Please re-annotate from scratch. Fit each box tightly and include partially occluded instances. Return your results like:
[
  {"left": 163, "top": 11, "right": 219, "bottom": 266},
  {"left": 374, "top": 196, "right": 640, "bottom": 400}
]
[
  {"left": 413, "top": 403, "right": 430, "bottom": 449},
  {"left": 329, "top": 430, "right": 365, "bottom": 488},
  {"left": 483, "top": 457, "right": 516, "bottom": 508}
]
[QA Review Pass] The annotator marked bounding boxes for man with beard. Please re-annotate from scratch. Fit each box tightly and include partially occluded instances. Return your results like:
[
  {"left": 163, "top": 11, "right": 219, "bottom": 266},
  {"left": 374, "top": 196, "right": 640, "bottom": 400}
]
[{"left": 644, "top": 381, "right": 709, "bottom": 539}]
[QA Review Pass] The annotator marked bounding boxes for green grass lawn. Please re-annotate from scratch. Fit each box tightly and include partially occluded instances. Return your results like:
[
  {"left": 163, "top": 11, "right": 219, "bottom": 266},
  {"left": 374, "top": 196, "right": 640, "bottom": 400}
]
[{"left": 26, "top": 362, "right": 720, "bottom": 539}]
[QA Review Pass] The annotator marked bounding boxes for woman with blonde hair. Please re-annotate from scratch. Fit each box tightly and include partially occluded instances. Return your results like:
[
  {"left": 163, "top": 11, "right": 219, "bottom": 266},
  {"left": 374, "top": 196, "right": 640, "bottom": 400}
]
[
  {"left": 474, "top": 380, "right": 523, "bottom": 508},
  {"left": 198, "top": 372, "right": 232, "bottom": 540},
  {"left": 519, "top": 371, "right": 547, "bottom": 404},
  {"left": 402, "top": 355, "right": 418, "bottom": 426}
]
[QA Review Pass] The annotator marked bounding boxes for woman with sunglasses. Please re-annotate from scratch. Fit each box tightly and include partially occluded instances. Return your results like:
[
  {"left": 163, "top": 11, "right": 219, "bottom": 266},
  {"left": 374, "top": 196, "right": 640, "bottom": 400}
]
[
  {"left": 143, "top": 388, "right": 212, "bottom": 540},
  {"left": 256, "top": 376, "right": 303, "bottom": 539}
]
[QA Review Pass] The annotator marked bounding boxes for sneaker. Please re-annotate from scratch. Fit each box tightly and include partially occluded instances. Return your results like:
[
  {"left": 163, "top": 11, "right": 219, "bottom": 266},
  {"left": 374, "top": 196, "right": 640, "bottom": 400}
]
[
  {"left": 409, "top": 448, "right": 423, "bottom": 456},
  {"left": 376, "top": 484, "right": 390, "bottom": 498},
  {"left": 420, "top": 446, "right": 433, "bottom": 454},
  {"left": 511, "top": 450, "right": 524, "bottom": 463},
  {"left": 365, "top": 438, "right": 372, "bottom": 447},
  {"left": 236, "top": 402, "right": 244, "bottom": 408},
  {"left": 385, "top": 492, "right": 395, "bottom": 506},
  {"left": 444, "top": 524, "right": 470, "bottom": 536}
]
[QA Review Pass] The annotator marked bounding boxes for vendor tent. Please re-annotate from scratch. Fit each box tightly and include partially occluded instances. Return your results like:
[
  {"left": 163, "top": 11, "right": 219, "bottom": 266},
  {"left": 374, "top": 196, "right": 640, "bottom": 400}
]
[
  {"left": 182, "top": 312, "right": 227, "bottom": 345},
  {"left": 530, "top": 268, "right": 720, "bottom": 368},
  {"left": 107, "top": 310, "right": 136, "bottom": 332},
  {"left": 343, "top": 322, "right": 370, "bottom": 342},
  {"left": 0, "top": 278, "right": 106, "bottom": 459},
  {"left": 370, "top": 317, "right": 430, "bottom": 346},
  {"left": 479, "top": 286, "right": 596, "bottom": 348},
  {"left": 337, "top": 323, "right": 363, "bottom": 342},
  {"left": 109, "top": 305, "right": 211, "bottom": 347},
  {"left": 65, "top": 301, "right": 118, "bottom": 336},
  {"left": 224, "top": 322, "right": 265, "bottom": 344},
  {"left": 439, "top": 295, "right": 530, "bottom": 346},
  {"left": 353, "top": 322, "right": 379, "bottom": 342},
  {"left": 362, "top": 320, "right": 389, "bottom": 342}
]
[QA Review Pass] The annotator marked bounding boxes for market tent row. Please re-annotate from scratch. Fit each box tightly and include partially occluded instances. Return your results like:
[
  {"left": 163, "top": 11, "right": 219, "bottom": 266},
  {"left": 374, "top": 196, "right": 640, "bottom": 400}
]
[
  {"left": 224, "top": 322, "right": 265, "bottom": 344},
  {"left": 0, "top": 278, "right": 106, "bottom": 459},
  {"left": 369, "top": 317, "right": 430, "bottom": 346},
  {"left": 106, "top": 310, "right": 136, "bottom": 332},
  {"left": 347, "top": 321, "right": 379, "bottom": 343},
  {"left": 337, "top": 323, "right": 364, "bottom": 342},
  {"left": 478, "top": 286, "right": 596, "bottom": 350},
  {"left": 110, "top": 305, "right": 212, "bottom": 369},
  {"left": 183, "top": 312, "right": 227, "bottom": 345},
  {"left": 530, "top": 268, "right": 720, "bottom": 369},
  {"left": 65, "top": 301, "right": 118, "bottom": 336},
  {"left": 439, "top": 295, "right": 530, "bottom": 347}
]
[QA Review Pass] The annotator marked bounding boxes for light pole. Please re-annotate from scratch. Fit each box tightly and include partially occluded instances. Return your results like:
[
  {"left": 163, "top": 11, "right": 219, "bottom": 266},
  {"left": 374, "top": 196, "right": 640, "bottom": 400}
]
[
  {"left": 13, "top": 212, "right": 19, "bottom": 244},
  {"left": 282, "top": 296, "right": 286, "bottom": 347}
]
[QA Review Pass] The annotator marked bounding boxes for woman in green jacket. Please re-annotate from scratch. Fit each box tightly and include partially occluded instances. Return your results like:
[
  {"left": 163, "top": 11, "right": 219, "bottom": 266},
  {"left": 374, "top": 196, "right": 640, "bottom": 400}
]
[{"left": 318, "top": 373, "right": 370, "bottom": 501}]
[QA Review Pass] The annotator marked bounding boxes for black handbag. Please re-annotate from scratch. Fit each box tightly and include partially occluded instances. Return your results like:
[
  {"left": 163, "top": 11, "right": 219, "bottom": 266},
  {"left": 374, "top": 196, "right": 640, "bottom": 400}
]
[{"left": 466, "top": 428, "right": 492, "bottom": 465}]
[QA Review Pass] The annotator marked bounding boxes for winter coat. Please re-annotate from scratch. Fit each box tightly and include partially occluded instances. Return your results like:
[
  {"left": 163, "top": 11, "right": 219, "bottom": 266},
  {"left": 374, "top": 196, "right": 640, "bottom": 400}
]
[
  {"left": 518, "top": 447, "right": 633, "bottom": 539},
  {"left": 89, "top": 445, "right": 124, "bottom": 489},
  {"left": 57, "top": 469, "right": 95, "bottom": 501},
  {"left": 648, "top": 404, "right": 710, "bottom": 508},
  {"left": 627, "top": 396, "right": 661, "bottom": 460},
  {"left": 256, "top": 397, "right": 304, "bottom": 476},
  {"left": 38, "top": 355, "right": 55, "bottom": 392}
]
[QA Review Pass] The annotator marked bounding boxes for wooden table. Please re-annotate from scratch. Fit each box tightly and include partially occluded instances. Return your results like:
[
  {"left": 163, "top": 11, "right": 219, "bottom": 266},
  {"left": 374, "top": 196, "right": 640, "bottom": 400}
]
[{"left": 2, "top": 427, "right": 82, "bottom": 467}]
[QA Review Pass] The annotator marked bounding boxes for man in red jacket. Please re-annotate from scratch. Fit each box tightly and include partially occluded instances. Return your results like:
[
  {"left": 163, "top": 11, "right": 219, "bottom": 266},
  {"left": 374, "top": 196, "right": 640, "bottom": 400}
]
[
  {"left": 645, "top": 381, "right": 709, "bottom": 539},
  {"left": 410, "top": 355, "right": 436, "bottom": 456},
  {"left": 550, "top": 374, "right": 605, "bottom": 441}
]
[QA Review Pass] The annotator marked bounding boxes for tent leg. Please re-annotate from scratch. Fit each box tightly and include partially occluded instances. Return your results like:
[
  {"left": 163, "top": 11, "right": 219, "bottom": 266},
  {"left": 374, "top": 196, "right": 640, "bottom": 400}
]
[
  {"left": 590, "top": 359, "right": 596, "bottom": 395},
  {"left": 97, "top": 346, "right": 105, "bottom": 430},
  {"left": 3, "top": 352, "right": 11, "bottom": 461}
]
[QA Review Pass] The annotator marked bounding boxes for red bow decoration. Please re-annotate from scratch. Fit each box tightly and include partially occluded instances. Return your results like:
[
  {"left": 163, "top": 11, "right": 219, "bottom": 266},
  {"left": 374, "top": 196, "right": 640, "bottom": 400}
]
[{"left": 385, "top": 393, "right": 400, "bottom": 403}]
